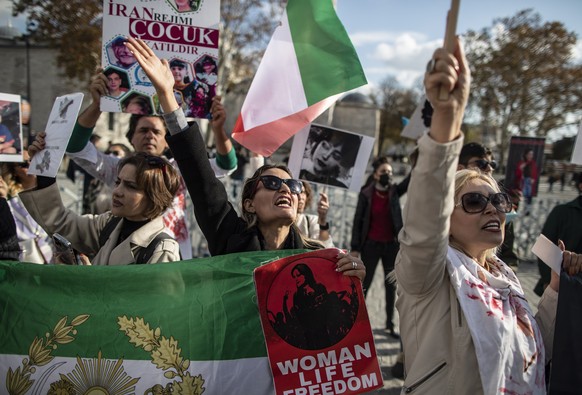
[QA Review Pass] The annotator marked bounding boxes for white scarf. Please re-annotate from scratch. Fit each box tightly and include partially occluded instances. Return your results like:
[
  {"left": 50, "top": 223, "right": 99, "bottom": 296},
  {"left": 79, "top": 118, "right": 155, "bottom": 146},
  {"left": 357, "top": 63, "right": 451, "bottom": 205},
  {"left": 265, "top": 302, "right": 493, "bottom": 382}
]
[{"left": 446, "top": 247, "right": 546, "bottom": 394}]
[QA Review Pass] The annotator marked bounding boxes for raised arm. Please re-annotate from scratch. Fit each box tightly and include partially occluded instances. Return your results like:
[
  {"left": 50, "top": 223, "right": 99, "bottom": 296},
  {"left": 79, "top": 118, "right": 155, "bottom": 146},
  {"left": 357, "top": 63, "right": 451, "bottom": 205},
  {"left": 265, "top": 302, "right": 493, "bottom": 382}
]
[
  {"left": 125, "top": 37, "right": 242, "bottom": 255},
  {"left": 395, "top": 37, "right": 470, "bottom": 295}
]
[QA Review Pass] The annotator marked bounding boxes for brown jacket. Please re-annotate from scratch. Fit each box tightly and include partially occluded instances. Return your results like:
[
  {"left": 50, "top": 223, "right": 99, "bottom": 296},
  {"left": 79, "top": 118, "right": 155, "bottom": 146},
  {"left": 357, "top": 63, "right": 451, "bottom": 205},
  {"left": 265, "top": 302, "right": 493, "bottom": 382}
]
[
  {"left": 395, "top": 134, "right": 557, "bottom": 394},
  {"left": 20, "top": 183, "right": 180, "bottom": 265}
]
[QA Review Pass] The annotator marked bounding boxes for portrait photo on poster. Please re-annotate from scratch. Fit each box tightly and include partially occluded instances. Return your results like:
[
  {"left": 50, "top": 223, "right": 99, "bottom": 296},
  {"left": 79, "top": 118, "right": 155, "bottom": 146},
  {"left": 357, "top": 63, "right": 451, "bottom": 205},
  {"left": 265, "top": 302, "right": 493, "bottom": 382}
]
[
  {"left": 504, "top": 136, "right": 545, "bottom": 199},
  {"left": 288, "top": 124, "right": 374, "bottom": 192},
  {"left": 0, "top": 92, "right": 24, "bottom": 162}
]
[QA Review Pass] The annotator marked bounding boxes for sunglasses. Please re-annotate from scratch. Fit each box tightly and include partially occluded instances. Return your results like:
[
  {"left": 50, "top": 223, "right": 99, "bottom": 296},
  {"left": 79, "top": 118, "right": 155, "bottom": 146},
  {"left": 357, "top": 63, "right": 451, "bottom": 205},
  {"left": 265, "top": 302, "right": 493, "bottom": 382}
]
[
  {"left": 258, "top": 175, "right": 302, "bottom": 195},
  {"left": 17, "top": 161, "right": 30, "bottom": 169},
  {"left": 469, "top": 159, "right": 497, "bottom": 171},
  {"left": 455, "top": 192, "right": 512, "bottom": 214}
]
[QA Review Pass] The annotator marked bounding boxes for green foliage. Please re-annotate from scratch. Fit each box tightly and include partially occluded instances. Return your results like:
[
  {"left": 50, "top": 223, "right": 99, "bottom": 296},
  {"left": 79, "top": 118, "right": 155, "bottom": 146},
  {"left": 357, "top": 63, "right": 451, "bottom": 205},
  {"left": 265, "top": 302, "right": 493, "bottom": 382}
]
[{"left": 464, "top": 9, "right": 582, "bottom": 165}]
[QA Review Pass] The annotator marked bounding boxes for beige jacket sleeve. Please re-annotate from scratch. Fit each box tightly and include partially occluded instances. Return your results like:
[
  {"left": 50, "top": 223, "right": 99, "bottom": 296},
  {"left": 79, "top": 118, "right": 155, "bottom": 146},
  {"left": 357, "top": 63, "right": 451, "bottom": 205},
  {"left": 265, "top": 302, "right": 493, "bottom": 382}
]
[
  {"left": 395, "top": 133, "right": 464, "bottom": 296},
  {"left": 535, "top": 286, "right": 558, "bottom": 363},
  {"left": 19, "top": 182, "right": 106, "bottom": 255}
]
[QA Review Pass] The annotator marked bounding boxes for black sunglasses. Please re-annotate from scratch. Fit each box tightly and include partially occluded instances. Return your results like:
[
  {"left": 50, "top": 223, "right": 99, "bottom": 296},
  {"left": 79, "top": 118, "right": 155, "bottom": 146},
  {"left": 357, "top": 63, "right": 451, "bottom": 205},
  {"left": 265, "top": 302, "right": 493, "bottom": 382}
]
[
  {"left": 258, "top": 175, "right": 302, "bottom": 195},
  {"left": 469, "top": 159, "right": 497, "bottom": 171},
  {"left": 144, "top": 155, "right": 167, "bottom": 169},
  {"left": 455, "top": 192, "right": 512, "bottom": 214}
]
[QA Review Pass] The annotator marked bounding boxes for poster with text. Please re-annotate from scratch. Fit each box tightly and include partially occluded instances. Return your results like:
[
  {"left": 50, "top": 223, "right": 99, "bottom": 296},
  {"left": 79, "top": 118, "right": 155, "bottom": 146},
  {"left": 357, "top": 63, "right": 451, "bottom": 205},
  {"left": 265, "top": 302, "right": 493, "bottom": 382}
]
[
  {"left": 504, "top": 136, "right": 545, "bottom": 198},
  {"left": 28, "top": 93, "right": 84, "bottom": 178},
  {"left": 101, "top": 0, "right": 219, "bottom": 118},
  {"left": 288, "top": 124, "right": 374, "bottom": 191},
  {"left": 254, "top": 249, "right": 383, "bottom": 395},
  {"left": 0, "top": 93, "right": 23, "bottom": 162}
]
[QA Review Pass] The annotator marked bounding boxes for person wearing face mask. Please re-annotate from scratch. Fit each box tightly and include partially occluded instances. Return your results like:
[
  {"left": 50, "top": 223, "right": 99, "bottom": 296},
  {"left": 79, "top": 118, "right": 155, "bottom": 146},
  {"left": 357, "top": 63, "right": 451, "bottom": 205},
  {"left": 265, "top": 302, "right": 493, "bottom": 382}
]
[{"left": 350, "top": 156, "right": 410, "bottom": 338}]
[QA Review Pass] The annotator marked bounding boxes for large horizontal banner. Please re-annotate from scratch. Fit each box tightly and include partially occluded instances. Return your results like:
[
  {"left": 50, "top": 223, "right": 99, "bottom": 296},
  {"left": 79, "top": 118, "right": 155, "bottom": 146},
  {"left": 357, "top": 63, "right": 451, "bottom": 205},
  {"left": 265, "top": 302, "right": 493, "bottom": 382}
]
[
  {"left": 0, "top": 250, "right": 313, "bottom": 394},
  {"left": 101, "top": 0, "right": 219, "bottom": 118}
]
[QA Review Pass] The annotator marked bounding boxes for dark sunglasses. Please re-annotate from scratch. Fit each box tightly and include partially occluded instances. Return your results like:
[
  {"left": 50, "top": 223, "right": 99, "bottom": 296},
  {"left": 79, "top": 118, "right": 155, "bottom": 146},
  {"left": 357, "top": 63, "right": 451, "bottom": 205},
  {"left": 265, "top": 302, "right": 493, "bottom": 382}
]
[
  {"left": 470, "top": 159, "right": 497, "bottom": 171},
  {"left": 17, "top": 161, "right": 30, "bottom": 169},
  {"left": 145, "top": 155, "right": 166, "bottom": 168},
  {"left": 258, "top": 175, "right": 302, "bottom": 195},
  {"left": 455, "top": 192, "right": 512, "bottom": 214}
]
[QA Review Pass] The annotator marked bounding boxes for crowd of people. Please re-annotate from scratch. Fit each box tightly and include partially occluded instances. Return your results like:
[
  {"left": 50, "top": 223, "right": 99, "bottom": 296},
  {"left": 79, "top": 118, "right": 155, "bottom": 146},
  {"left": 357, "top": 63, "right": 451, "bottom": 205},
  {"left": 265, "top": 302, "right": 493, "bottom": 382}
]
[{"left": 1, "top": 35, "right": 581, "bottom": 394}]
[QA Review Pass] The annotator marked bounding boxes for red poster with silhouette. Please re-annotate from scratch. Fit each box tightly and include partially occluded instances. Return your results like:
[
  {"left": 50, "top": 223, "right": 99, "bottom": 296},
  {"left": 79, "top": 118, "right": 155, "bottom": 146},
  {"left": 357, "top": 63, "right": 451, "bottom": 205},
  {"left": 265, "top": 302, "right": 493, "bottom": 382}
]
[{"left": 254, "top": 248, "right": 383, "bottom": 395}]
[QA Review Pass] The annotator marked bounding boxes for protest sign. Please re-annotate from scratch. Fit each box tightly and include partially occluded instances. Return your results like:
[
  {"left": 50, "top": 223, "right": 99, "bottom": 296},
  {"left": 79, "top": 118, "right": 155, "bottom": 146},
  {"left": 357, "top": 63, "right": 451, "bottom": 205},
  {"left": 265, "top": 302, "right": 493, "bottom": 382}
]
[
  {"left": 28, "top": 93, "right": 83, "bottom": 178},
  {"left": 401, "top": 95, "right": 428, "bottom": 140},
  {"left": 504, "top": 136, "right": 545, "bottom": 197},
  {"left": 288, "top": 124, "right": 374, "bottom": 191},
  {"left": 254, "top": 249, "right": 383, "bottom": 395},
  {"left": 101, "top": 0, "right": 219, "bottom": 118},
  {"left": 0, "top": 93, "right": 23, "bottom": 162},
  {"left": 571, "top": 121, "right": 582, "bottom": 165}
]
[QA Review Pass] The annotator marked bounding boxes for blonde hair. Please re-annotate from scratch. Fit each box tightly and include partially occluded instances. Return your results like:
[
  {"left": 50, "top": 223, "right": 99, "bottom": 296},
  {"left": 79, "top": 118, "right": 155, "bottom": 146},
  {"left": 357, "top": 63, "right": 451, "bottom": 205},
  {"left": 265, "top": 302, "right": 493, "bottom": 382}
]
[
  {"left": 1, "top": 163, "right": 25, "bottom": 198},
  {"left": 450, "top": 169, "right": 502, "bottom": 262}
]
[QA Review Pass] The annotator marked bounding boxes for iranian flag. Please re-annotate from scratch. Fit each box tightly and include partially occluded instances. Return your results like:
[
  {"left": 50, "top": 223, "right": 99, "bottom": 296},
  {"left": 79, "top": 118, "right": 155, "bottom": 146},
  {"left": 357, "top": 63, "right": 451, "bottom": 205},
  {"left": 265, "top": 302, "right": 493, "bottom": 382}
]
[
  {"left": 0, "top": 250, "right": 304, "bottom": 394},
  {"left": 232, "top": 0, "right": 367, "bottom": 157}
]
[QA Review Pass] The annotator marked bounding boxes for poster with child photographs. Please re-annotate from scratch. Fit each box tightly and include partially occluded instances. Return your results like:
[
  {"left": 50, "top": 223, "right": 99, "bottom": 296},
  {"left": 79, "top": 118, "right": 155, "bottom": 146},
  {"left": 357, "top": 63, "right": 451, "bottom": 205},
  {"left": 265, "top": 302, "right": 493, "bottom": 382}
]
[
  {"left": 0, "top": 93, "right": 23, "bottom": 163},
  {"left": 288, "top": 124, "right": 374, "bottom": 192},
  {"left": 101, "top": 0, "right": 219, "bottom": 118}
]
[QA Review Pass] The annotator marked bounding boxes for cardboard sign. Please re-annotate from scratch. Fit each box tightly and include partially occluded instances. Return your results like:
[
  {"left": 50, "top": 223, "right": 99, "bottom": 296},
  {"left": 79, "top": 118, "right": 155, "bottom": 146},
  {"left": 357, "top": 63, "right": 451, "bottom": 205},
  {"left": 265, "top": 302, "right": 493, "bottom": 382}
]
[{"left": 254, "top": 249, "right": 383, "bottom": 395}]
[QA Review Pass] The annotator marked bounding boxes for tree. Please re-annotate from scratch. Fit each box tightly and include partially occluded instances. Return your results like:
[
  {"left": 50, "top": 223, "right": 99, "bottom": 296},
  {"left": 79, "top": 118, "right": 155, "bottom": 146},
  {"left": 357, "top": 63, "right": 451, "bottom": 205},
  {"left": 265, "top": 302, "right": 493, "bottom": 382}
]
[
  {"left": 13, "top": 0, "right": 284, "bottom": 87},
  {"left": 464, "top": 9, "right": 582, "bottom": 166},
  {"left": 369, "top": 76, "right": 421, "bottom": 155}
]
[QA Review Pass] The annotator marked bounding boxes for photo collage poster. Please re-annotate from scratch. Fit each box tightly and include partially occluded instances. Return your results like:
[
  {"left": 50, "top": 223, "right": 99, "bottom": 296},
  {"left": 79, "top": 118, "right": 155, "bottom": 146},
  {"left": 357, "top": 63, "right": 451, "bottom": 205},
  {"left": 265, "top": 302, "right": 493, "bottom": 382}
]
[
  {"left": 254, "top": 248, "right": 383, "bottom": 395},
  {"left": 288, "top": 124, "right": 374, "bottom": 192},
  {"left": 0, "top": 93, "right": 23, "bottom": 163},
  {"left": 101, "top": 0, "right": 219, "bottom": 119}
]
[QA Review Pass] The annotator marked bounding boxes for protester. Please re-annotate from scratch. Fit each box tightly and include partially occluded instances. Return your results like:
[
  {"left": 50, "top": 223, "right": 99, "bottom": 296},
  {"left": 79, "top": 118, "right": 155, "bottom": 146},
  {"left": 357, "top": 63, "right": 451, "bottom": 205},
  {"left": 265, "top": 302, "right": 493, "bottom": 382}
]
[
  {"left": 1, "top": 153, "right": 54, "bottom": 263},
  {"left": 535, "top": 172, "right": 582, "bottom": 296},
  {"left": 515, "top": 148, "right": 538, "bottom": 214},
  {"left": 64, "top": 69, "right": 237, "bottom": 259},
  {"left": 299, "top": 127, "right": 361, "bottom": 188},
  {"left": 351, "top": 156, "right": 409, "bottom": 339},
  {"left": 296, "top": 181, "right": 333, "bottom": 247},
  {"left": 125, "top": 37, "right": 365, "bottom": 281},
  {"left": 21, "top": 138, "right": 181, "bottom": 265},
  {"left": 457, "top": 142, "right": 520, "bottom": 269},
  {"left": 395, "top": 38, "right": 576, "bottom": 394}
]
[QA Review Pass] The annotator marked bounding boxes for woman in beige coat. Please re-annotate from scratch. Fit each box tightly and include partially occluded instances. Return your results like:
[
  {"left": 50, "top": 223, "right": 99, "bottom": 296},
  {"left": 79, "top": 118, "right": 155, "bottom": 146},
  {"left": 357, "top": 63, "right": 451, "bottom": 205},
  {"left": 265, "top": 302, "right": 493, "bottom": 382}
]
[
  {"left": 395, "top": 39, "right": 581, "bottom": 394},
  {"left": 21, "top": 137, "right": 181, "bottom": 265}
]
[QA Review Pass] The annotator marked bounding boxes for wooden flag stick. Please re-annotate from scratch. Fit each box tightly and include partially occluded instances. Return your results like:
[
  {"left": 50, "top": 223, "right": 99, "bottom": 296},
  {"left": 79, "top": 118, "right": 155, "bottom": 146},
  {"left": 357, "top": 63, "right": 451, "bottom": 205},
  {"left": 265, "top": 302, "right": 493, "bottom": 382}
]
[{"left": 438, "top": 0, "right": 461, "bottom": 101}]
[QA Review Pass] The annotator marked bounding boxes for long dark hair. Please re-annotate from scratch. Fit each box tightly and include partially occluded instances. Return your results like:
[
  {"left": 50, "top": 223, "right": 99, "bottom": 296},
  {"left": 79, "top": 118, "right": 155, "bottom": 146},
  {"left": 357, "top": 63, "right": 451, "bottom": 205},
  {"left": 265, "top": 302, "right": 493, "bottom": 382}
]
[{"left": 291, "top": 263, "right": 317, "bottom": 289}]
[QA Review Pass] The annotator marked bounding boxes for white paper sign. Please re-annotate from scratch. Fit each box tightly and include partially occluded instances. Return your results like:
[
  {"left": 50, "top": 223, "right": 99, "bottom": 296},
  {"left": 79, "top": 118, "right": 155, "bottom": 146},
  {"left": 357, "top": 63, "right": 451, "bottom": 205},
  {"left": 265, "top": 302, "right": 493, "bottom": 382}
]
[
  {"left": 531, "top": 234, "right": 563, "bottom": 275},
  {"left": 570, "top": 121, "right": 582, "bottom": 165},
  {"left": 28, "top": 93, "right": 84, "bottom": 178},
  {"left": 288, "top": 123, "right": 374, "bottom": 192},
  {"left": 401, "top": 95, "right": 428, "bottom": 140}
]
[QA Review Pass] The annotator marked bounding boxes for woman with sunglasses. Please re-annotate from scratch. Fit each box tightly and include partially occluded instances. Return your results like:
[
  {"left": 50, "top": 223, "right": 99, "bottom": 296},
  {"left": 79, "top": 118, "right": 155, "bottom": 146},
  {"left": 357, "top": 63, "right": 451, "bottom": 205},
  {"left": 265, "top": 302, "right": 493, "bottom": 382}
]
[
  {"left": 20, "top": 137, "right": 181, "bottom": 265},
  {"left": 395, "top": 39, "right": 581, "bottom": 394},
  {"left": 1, "top": 153, "right": 55, "bottom": 263},
  {"left": 125, "top": 37, "right": 364, "bottom": 281}
]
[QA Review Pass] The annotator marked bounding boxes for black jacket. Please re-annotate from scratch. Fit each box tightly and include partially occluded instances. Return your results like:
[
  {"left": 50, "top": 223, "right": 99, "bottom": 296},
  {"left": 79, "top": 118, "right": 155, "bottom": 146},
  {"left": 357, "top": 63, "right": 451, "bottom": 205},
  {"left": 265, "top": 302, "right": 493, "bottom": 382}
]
[
  {"left": 166, "top": 124, "right": 315, "bottom": 256},
  {"left": 350, "top": 175, "right": 409, "bottom": 251}
]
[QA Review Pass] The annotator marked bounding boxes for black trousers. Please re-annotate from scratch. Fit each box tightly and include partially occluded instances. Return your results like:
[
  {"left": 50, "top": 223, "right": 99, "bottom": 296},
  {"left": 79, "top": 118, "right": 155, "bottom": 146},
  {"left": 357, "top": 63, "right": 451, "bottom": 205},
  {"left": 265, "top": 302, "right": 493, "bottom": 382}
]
[{"left": 361, "top": 239, "right": 399, "bottom": 330}]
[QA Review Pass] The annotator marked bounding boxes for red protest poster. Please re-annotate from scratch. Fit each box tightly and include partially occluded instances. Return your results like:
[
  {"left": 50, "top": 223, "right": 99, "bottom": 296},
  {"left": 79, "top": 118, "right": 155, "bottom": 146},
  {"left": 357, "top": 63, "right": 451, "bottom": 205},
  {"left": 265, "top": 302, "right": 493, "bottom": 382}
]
[{"left": 254, "top": 248, "right": 383, "bottom": 395}]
